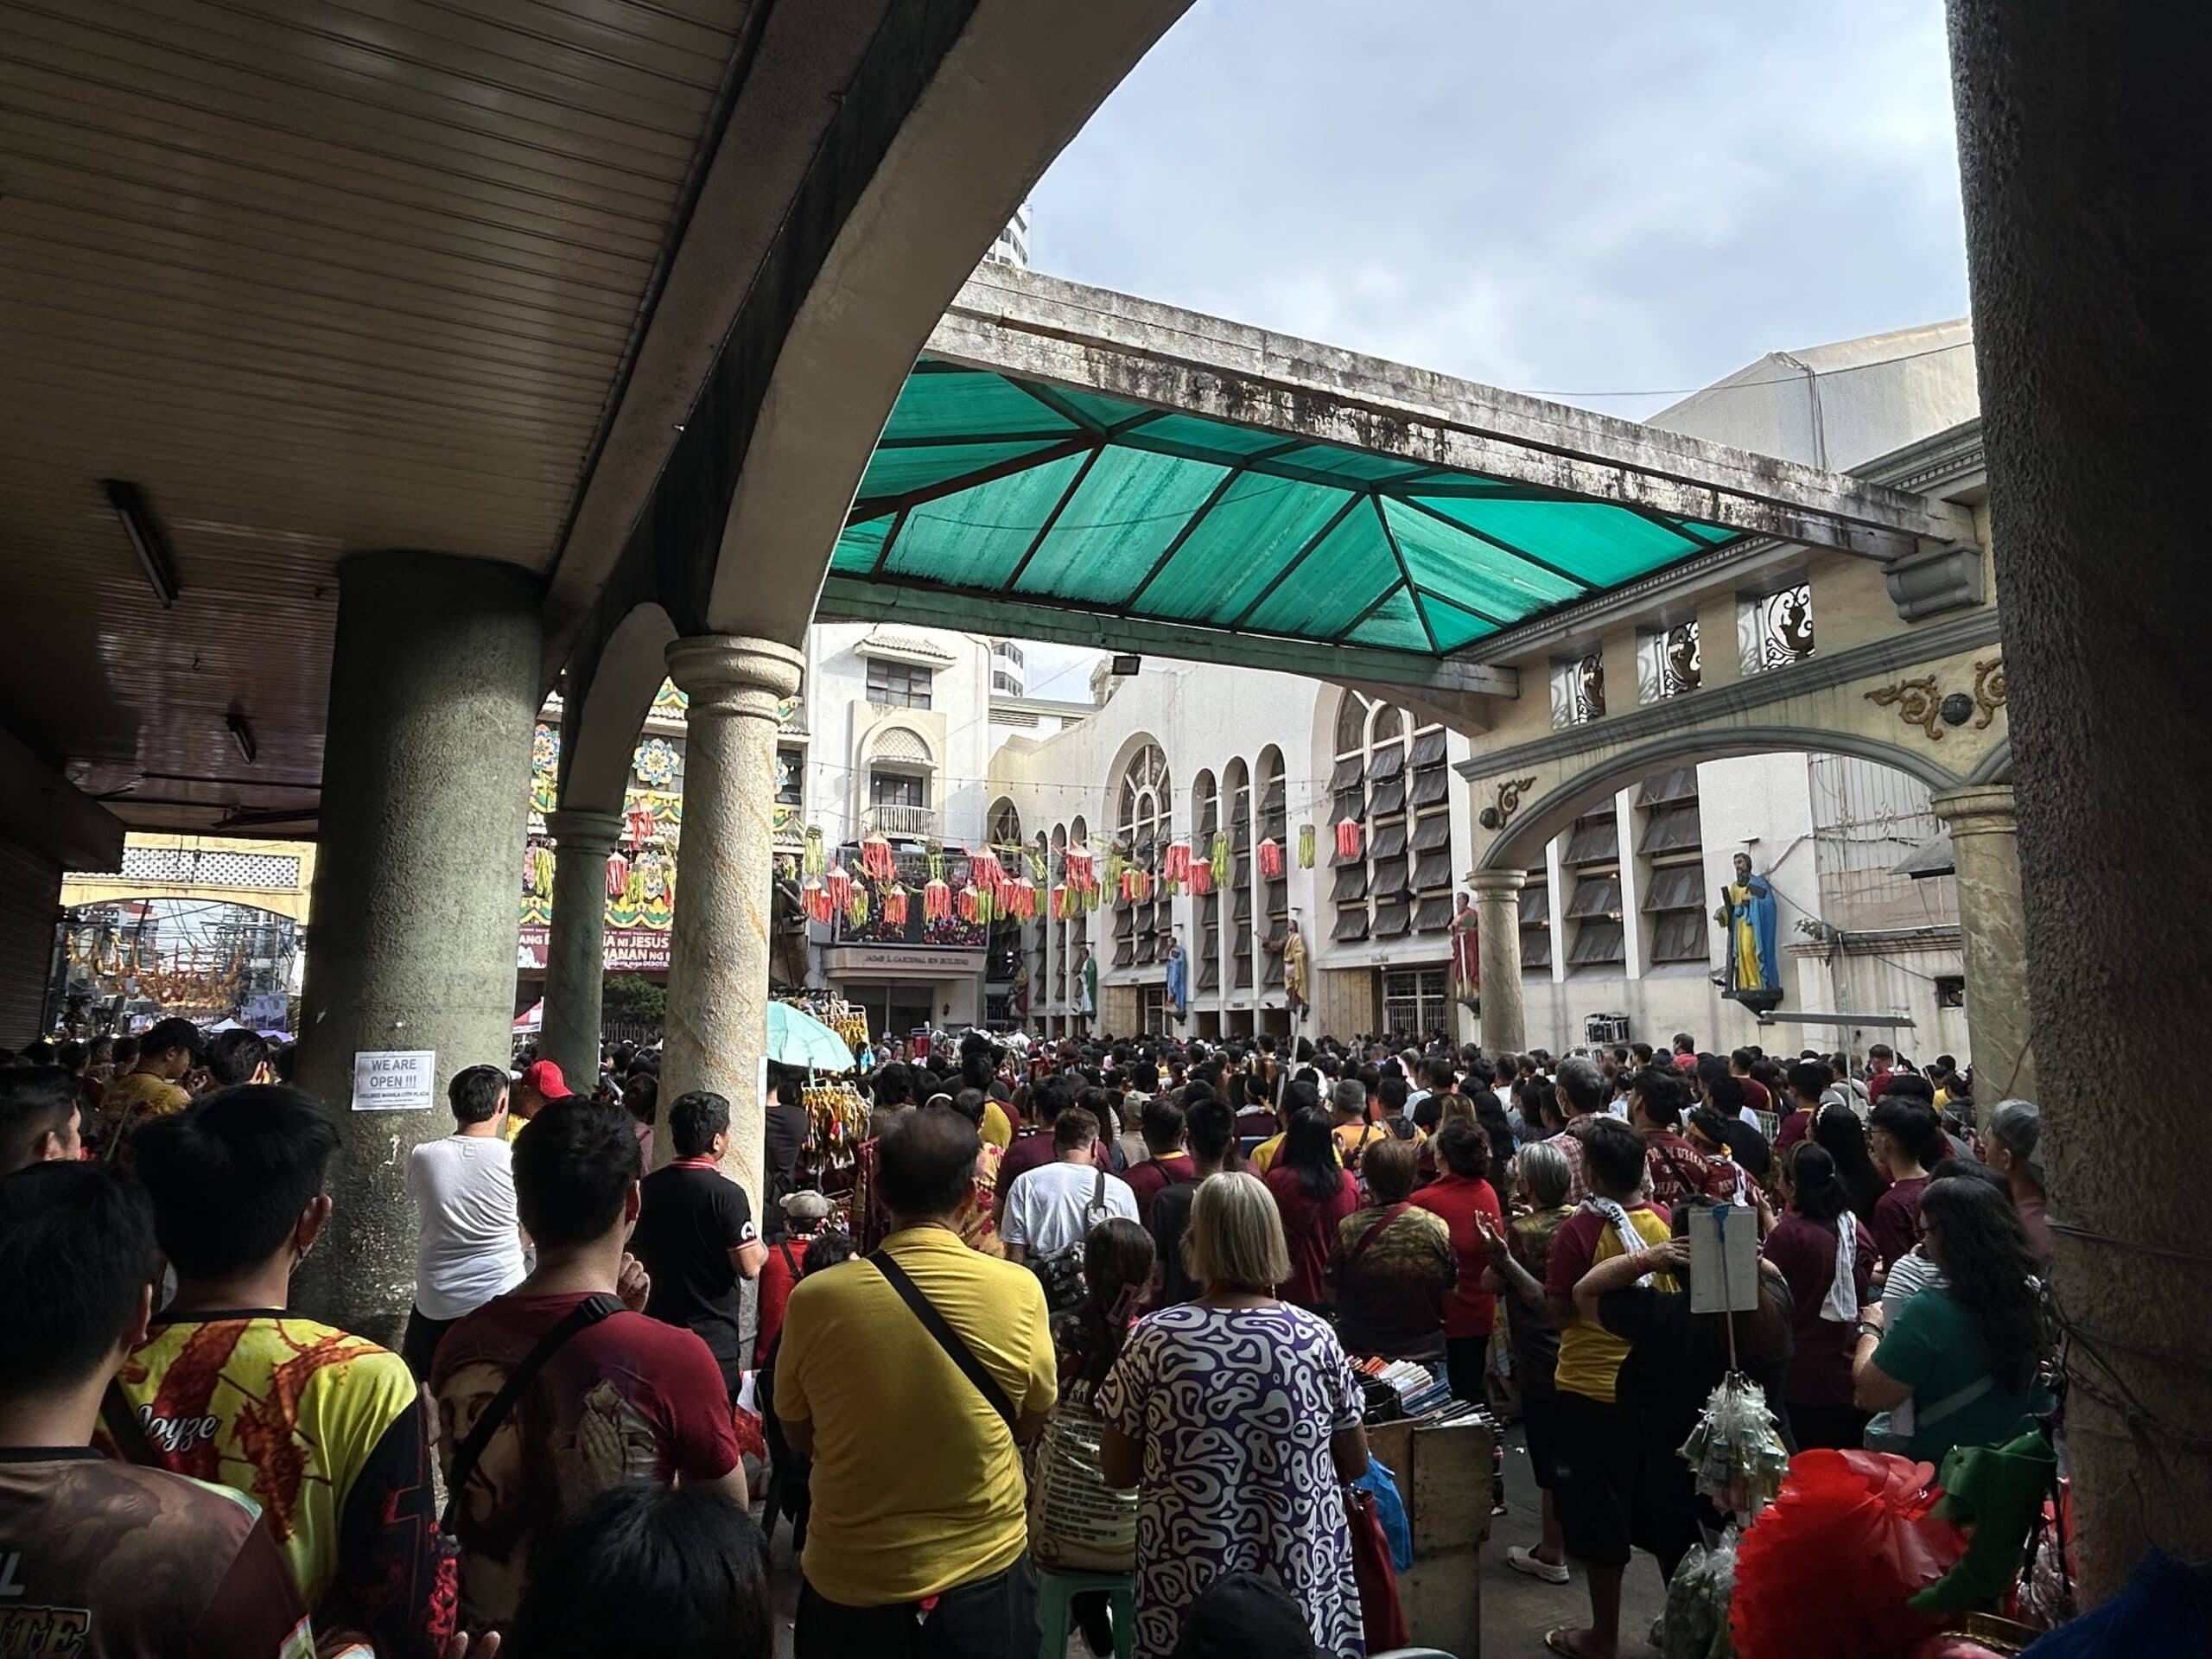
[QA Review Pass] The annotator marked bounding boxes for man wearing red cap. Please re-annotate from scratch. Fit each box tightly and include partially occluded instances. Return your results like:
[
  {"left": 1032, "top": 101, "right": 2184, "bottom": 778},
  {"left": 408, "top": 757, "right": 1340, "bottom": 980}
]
[{"left": 506, "top": 1058, "right": 567, "bottom": 1143}]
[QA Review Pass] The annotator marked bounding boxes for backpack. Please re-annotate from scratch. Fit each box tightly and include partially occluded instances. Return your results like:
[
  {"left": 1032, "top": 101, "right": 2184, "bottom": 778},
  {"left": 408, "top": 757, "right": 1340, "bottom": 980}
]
[{"left": 1029, "top": 1165, "right": 1111, "bottom": 1313}]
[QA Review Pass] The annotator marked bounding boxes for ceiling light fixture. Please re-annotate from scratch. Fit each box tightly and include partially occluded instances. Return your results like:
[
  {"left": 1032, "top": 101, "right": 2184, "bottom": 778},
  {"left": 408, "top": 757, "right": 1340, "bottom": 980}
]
[
  {"left": 226, "top": 711, "right": 257, "bottom": 765},
  {"left": 102, "top": 480, "right": 179, "bottom": 607}
]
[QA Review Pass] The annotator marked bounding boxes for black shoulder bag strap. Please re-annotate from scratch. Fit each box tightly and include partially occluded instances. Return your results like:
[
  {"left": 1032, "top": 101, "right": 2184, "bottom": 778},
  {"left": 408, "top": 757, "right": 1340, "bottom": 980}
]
[
  {"left": 440, "top": 1294, "right": 624, "bottom": 1534},
  {"left": 872, "top": 1251, "right": 1019, "bottom": 1437}
]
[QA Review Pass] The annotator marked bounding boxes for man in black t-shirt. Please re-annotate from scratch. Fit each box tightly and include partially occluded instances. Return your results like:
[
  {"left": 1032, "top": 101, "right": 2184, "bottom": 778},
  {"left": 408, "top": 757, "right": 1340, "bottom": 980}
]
[
  {"left": 762, "top": 1072, "right": 809, "bottom": 1243},
  {"left": 1147, "top": 1098, "right": 1236, "bottom": 1307},
  {"left": 632, "top": 1090, "right": 767, "bottom": 1393}
]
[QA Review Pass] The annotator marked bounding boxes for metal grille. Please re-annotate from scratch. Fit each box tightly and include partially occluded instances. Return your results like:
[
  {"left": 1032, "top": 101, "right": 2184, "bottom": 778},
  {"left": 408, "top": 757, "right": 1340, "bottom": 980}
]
[
  {"left": 116, "top": 847, "right": 302, "bottom": 888},
  {"left": 1745, "top": 582, "right": 1816, "bottom": 672}
]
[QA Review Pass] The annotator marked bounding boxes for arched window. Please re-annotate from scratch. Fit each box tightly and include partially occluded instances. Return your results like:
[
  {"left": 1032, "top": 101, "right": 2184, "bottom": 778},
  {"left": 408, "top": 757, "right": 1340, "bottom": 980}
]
[
  {"left": 1223, "top": 758, "right": 1253, "bottom": 989},
  {"left": 1113, "top": 745, "right": 1171, "bottom": 971},
  {"left": 1331, "top": 692, "right": 1452, "bottom": 949},
  {"left": 1192, "top": 771, "right": 1219, "bottom": 995},
  {"left": 988, "top": 798, "right": 1021, "bottom": 847}
]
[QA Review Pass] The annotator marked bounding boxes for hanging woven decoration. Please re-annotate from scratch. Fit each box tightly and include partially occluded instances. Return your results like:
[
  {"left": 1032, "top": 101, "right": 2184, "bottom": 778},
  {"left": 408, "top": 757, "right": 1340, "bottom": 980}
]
[
  {"left": 825, "top": 861, "right": 853, "bottom": 912},
  {"left": 1050, "top": 882, "right": 1069, "bottom": 918},
  {"left": 924, "top": 876, "right": 952, "bottom": 924},
  {"left": 884, "top": 884, "right": 909, "bottom": 926},
  {"left": 1086, "top": 881, "right": 1103, "bottom": 912},
  {"left": 802, "top": 875, "right": 832, "bottom": 925},
  {"left": 1027, "top": 848, "right": 1048, "bottom": 883},
  {"left": 1188, "top": 856, "right": 1212, "bottom": 897},
  {"left": 804, "top": 825, "right": 827, "bottom": 877},
  {"left": 605, "top": 847, "right": 631, "bottom": 899},
  {"left": 1298, "top": 823, "right": 1317, "bottom": 868},
  {"left": 1336, "top": 819, "right": 1363, "bottom": 861},
  {"left": 1011, "top": 877, "right": 1038, "bottom": 919},
  {"left": 1211, "top": 835, "right": 1230, "bottom": 886},
  {"left": 845, "top": 888, "right": 869, "bottom": 927},
  {"left": 1065, "top": 845, "right": 1096, "bottom": 892},
  {"left": 1258, "top": 837, "right": 1283, "bottom": 879},
  {"left": 1163, "top": 842, "right": 1190, "bottom": 884},
  {"left": 860, "top": 831, "right": 894, "bottom": 882},
  {"left": 926, "top": 843, "right": 946, "bottom": 884}
]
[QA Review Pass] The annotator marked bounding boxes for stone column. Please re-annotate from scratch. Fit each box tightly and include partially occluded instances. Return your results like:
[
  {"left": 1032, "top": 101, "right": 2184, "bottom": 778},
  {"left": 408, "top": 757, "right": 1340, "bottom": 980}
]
[
  {"left": 1469, "top": 869, "right": 1527, "bottom": 1055},
  {"left": 1929, "top": 786, "right": 2035, "bottom": 1101},
  {"left": 1949, "top": 0, "right": 2212, "bottom": 1599},
  {"left": 293, "top": 553, "right": 541, "bottom": 1346},
  {"left": 658, "top": 636, "right": 804, "bottom": 1211},
  {"left": 539, "top": 807, "right": 623, "bottom": 1094}
]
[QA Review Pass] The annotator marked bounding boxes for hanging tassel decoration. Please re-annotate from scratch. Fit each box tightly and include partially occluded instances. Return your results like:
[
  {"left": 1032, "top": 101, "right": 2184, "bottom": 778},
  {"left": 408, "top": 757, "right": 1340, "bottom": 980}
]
[
  {"left": 1188, "top": 857, "right": 1212, "bottom": 897},
  {"left": 924, "top": 877, "right": 952, "bottom": 924},
  {"left": 826, "top": 861, "right": 853, "bottom": 912},
  {"left": 802, "top": 876, "right": 832, "bottom": 925},
  {"left": 861, "top": 831, "right": 894, "bottom": 882},
  {"left": 1066, "top": 845, "right": 1095, "bottom": 892},
  {"left": 1336, "top": 819, "right": 1363, "bottom": 861},
  {"left": 804, "top": 825, "right": 827, "bottom": 877},
  {"left": 1259, "top": 837, "right": 1283, "bottom": 879},
  {"left": 846, "top": 888, "right": 870, "bottom": 927},
  {"left": 884, "top": 884, "right": 909, "bottom": 926},
  {"left": 1299, "top": 823, "right": 1317, "bottom": 868}
]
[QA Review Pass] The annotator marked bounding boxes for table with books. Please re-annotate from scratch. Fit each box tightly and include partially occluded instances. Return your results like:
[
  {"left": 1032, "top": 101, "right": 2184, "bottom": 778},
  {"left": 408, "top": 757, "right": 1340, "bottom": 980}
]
[{"left": 1354, "top": 1355, "right": 1502, "bottom": 1658}]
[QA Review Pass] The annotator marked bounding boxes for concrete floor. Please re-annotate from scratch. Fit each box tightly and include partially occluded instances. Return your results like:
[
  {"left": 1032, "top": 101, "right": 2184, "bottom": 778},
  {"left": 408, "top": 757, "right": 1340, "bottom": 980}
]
[{"left": 761, "top": 1423, "right": 1670, "bottom": 1659}]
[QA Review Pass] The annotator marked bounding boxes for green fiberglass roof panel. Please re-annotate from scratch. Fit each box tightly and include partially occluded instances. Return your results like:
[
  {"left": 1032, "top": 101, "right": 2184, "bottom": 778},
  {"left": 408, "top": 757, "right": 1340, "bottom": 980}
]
[
  {"left": 835, "top": 359, "right": 1746, "bottom": 657},
  {"left": 1014, "top": 448, "right": 1233, "bottom": 603},
  {"left": 1348, "top": 585, "right": 1432, "bottom": 652}
]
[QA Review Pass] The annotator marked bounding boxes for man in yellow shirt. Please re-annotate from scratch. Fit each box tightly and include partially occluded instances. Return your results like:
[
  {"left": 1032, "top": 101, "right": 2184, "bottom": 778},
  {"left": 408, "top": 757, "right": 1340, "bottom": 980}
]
[
  {"left": 102, "top": 1017, "right": 200, "bottom": 1154},
  {"left": 1250, "top": 1078, "right": 1325, "bottom": 1173},
  {"left": 777, "top": 1107, "right": 1055, "bottom": 1657},
  {"left": 505, "top": 1058, "right": 567, "bottom": 1143}
]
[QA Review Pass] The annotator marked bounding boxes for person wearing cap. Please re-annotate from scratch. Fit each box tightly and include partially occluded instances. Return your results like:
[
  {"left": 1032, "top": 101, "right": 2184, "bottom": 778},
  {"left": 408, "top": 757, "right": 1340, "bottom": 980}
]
[
  {"left": 1985, "top": 1099, "right": 2050, "bottom": 1267},
  {"left": 101, "top": 1015, "right": 201, "bottom": 1156},
  {"left": 754, "top": 1191, "right": 833, "bottom": 1367},
  {"left": 506, "top": 1058, "right": 566, "bottom": 1142}
]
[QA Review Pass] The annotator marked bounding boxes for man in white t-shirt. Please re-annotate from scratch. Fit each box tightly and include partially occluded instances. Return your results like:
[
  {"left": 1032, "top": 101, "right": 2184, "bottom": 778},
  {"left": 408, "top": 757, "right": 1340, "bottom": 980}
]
[
  {"left": 1000, "top": 1105, "right": 1136, "bottom": 1265},
  {"left": 402, "top": 1062, "right": 527, "bottom": 1378}
]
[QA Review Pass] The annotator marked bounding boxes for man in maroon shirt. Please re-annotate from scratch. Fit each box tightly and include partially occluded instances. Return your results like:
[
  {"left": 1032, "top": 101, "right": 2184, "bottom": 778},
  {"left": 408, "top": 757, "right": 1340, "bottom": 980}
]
[
  {"left": 433, "top": 1096, "right": 745, "bottom": 1631},
  {"left": 1772, "top": 1062, "right": 1827, "bottom": 1156},
  {"left": 1863, "top": 1044, "right": 1899, "bottom": 1102},
  {"left": 0, "top": 1161, "right": 315, "bottom": 1658},
  {"left": 1865, "top": 1096, "right": 1945, "bottom": 1271},
  {"left": 1122, "top": 1096, "right": 1194, "bottom": 1221},
  {"left": 1729, "top": 1048, "right": 1772, "bottom": 1120},
  {"left": 1630, "top": 1067, "right": 1726, "bottom": 1207}
]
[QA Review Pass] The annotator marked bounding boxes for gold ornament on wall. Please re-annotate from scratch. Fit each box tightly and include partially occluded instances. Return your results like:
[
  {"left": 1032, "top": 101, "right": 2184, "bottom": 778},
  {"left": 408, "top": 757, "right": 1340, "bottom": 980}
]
[{"left": 1865, "top": 658, "right": 2005, "bottom": 741}]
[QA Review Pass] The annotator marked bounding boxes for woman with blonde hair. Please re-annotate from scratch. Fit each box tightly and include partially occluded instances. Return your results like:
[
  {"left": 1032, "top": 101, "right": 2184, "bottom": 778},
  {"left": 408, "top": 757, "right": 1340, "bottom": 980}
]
[{"left": 1099, "top": 1173, "right": 1369, "bottom": 1658}]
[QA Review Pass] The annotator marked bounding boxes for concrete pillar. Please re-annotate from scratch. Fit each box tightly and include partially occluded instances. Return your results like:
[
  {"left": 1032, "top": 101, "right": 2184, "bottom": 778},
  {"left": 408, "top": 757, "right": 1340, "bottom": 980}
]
[
  {"left": 1929, "top": 787, "right": 2035, "bottom": 1101},
  {"left": 539, "top": 807, "right": 623, "bottom": 1092},
  {"left": 293, "top": 553, "right": 541, "bottom": 1346},
  {"left": 1469, "top": 869, "right": 1527, "bottom": 1055},
  {"left": 1948, "top": 0, "right": 2212, "bottom": 1600},
  {"left": 658, "top": 636, "right": 804, "bottom": 1211},
  {"left": 0, "top": 840, "right": 64, "bottom": 1044}
]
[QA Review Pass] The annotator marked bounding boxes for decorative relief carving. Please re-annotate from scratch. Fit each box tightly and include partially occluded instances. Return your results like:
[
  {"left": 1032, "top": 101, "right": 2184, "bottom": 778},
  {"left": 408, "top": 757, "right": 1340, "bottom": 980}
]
[
  {"left": 1477, "top": 775, "right": 1539, "bottom": 831},
  {"left": 1865, "top": 658, "right": 2005, "bottom": 741}
]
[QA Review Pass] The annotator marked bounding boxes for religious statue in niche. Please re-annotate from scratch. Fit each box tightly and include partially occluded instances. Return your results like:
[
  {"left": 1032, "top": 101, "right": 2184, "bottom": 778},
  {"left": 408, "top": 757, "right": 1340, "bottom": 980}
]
[
  {"left": 1281, "top": 918, "right": 1309, "bottom": 1014},
  {"left": 1450, "top": 892, "right": 1480, "bottom": 1011},
  {"left": 1714, "top": 851, "right": 1783, "bottom": 1013},
  {"left": 1165, "top": 938, "right": 1188, "bottom": 1020}
]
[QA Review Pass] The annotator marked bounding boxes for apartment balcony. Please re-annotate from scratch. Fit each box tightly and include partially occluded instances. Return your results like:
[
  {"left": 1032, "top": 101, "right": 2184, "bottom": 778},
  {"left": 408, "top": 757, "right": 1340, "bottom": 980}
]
[{"left": 862, "top": 802, "right": 938, "bottom": 841}]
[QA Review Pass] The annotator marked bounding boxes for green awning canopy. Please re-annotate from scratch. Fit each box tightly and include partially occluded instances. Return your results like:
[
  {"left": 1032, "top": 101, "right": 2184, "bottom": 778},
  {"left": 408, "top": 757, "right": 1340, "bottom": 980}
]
[{"left": 830, "top": 359, "right": 1744, "bottom": 657}]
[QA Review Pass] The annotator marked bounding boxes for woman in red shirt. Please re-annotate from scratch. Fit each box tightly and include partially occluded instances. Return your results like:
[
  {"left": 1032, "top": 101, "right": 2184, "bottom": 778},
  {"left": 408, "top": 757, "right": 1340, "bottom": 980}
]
[
  {"left": 1411, "top": 1116, "right": 1506, "bottom": 1403},
  {"left": 1261, "top": 1109, "right": 1357, "bottom": 1311}
]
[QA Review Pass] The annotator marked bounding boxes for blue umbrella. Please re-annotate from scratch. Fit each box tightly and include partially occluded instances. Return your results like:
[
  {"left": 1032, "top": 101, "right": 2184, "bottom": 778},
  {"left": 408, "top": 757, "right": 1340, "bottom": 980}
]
[{"left": 766, "top": 1001, "right": 856, "bottom": 1071}]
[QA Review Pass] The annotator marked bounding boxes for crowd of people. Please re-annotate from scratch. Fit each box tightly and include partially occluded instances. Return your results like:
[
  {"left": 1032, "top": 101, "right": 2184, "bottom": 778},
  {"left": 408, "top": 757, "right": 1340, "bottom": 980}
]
[{"left": 0, "top": 1018, "right": 2057, "bottom": 1658}]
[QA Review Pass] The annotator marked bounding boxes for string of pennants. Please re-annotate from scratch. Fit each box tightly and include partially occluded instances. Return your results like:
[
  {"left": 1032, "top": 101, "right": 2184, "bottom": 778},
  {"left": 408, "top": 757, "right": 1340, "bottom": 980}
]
[{"left": 788, "top": 820, "right": 1358, "bottom": 928}]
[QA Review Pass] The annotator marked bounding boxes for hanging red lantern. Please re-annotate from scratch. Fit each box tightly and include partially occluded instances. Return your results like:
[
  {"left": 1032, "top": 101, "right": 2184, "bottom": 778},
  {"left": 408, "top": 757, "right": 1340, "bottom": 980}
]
[
  {"left": 861, "top": 831, "right": 894, "bottom": 882},
  {"left": 802, "top": 876, "right": 832, "bottom": 925},
  {"left": 924, "top": 877, "right": 952, "bottom": 924},
  {"left": 957, "top": 887, "right": 977, "bottom": 924},
  {"left": 884, "top": 885, "right": 910, "bottom": 926},
  {"left": 826, "top": 861, "right": 853, "bottom": 911},
  {"left": 1066, "top": 846, "right": 1094, "bottom": 891},
  {"left": 605, "top": 849, "right": 631, "bottom": 899},
  {"left": 1258, "top": 837, "right": 1283, "bottom": 879},
  {"left": 1012, "top": 877, "right": 1037, "bottom": 919},
  {"left": 1163, "top": 842, "right": 1189, "bottom": 883},
  {"left": 1336, "top": 820, "right": 1363, "bottom": 861},
  {"left": 1188, "top": 858, "right": 1212, "bottom": 897}
]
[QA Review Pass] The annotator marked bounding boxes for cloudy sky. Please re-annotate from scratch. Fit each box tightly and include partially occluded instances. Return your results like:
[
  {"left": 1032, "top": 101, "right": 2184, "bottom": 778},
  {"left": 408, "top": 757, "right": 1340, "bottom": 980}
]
[{"left": 1009, "top": 0, "right": 1972, "bottom": 699}]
